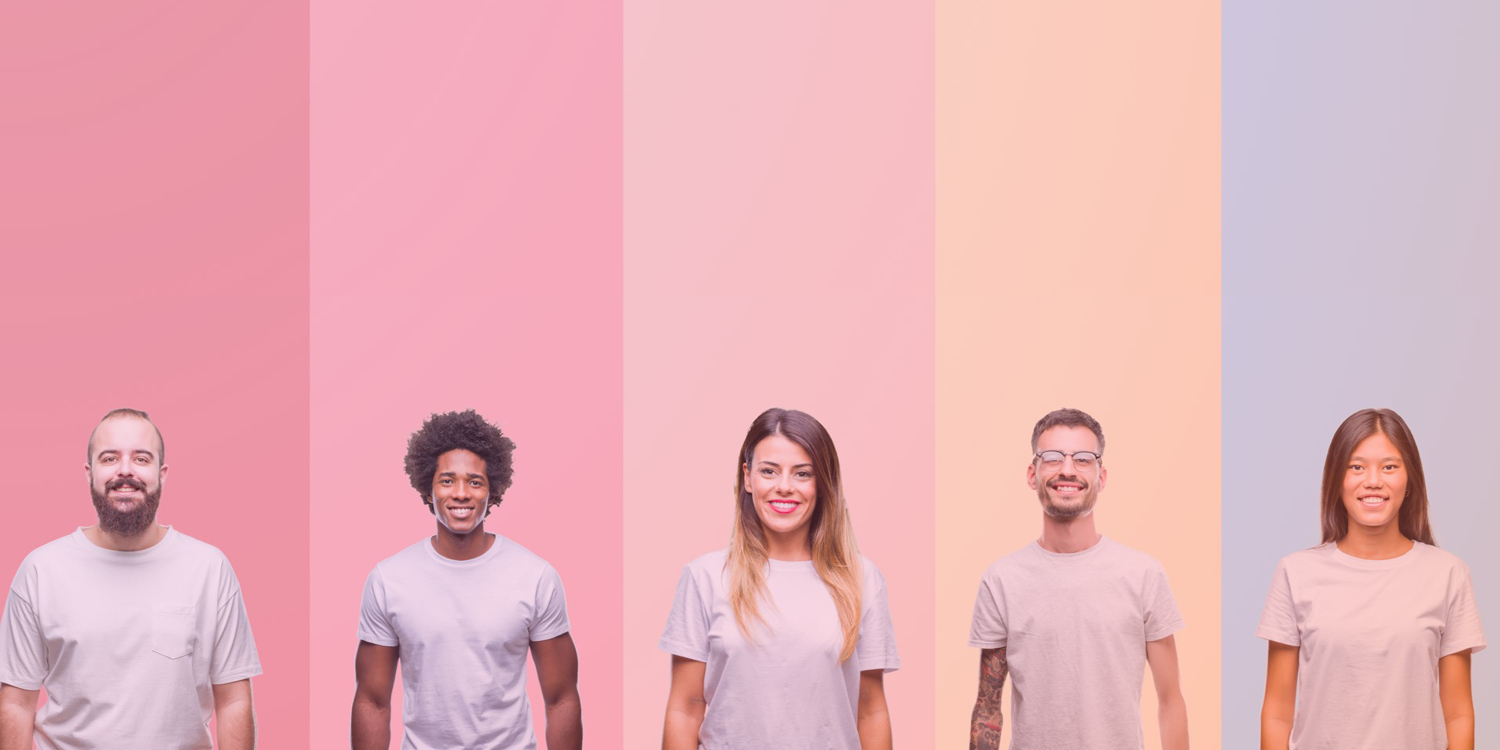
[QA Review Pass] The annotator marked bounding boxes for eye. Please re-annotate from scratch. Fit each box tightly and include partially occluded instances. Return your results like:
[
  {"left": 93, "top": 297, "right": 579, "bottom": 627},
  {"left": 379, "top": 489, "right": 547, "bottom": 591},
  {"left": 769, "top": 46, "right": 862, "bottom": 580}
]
[
  {"left": 1349, "top": 463, "right": 1363, "bottom": 471},
  {"left": 440, "top": 478, "right": 453, "bottom": 485},
  {"left": 795, "top": 470, "right": 813, "bottom": 479},
  {"left": 1383, "top": 464, "right": 1399, "bottom": 471},
  {"left": 760, "top": 468, "right": 775, "bottom": 476},
  {"left": 470, "top": 479, "right": 483, "bottom": 487}
]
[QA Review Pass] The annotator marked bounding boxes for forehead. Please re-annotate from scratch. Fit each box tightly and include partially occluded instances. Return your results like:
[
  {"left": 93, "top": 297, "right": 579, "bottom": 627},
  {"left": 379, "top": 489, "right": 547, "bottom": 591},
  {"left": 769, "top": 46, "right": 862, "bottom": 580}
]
[
  {"left": 1351, "top": 431, "right": 1402, "bottom": 459},
  {"left": 1035, "top": 425, "right": 1100, "bottom": 453},
  {"left": 435, "top": 448, "right": 487, "bottom": 475},
  {"left": 91, "top": 416, "right": 161, "bottom": 456},
  {"left": 752, "top": 433, "right": 813, "bottom": 465}
]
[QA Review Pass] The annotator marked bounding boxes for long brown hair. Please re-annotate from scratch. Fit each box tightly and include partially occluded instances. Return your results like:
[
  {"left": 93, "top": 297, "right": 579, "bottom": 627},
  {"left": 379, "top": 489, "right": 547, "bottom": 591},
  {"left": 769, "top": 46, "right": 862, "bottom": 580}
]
[
  {"left": 727, "top": 408, "right": 863, "bottom": 661},
  {"left": 1320, "top": 408, "right": 1435, "bottom": 545}
]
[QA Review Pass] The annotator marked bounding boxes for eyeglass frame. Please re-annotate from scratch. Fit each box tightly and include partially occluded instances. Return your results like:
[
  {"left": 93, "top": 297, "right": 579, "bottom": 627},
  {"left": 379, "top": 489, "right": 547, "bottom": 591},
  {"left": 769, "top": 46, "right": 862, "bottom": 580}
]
[{"left": 1032, "top": 450, "right": 1103, "bottom": 469}]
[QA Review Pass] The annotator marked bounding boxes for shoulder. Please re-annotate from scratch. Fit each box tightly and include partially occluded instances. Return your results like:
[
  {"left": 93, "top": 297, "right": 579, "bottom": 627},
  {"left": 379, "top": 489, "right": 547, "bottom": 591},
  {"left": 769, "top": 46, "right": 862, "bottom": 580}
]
[
  {"left": 14, "top": 532, "right": 80, "bottom": 568},
  {"left": 978, "top": 543, "right": 1040, "bottom": 581},
  {"left": 491, "top": 535, "right": 558, "bottom": 579},
  {"left": 1275, "top": 542, "right": 1335, "bottom": 571},
  {"left": 169, "top": 529, "right": 233, "bottom": 565},
  {"left": 682, "top": 548, "right": 730, "bottom": 574},
  {"left": 1412, "top": 543, "right": 1473, "bottom": 576},
  {"left": 1099, "top": 536, "right": 1161, "bottom": 566},
  {"left": 857, "top": 554, "right": 888, "bottom": 588}
]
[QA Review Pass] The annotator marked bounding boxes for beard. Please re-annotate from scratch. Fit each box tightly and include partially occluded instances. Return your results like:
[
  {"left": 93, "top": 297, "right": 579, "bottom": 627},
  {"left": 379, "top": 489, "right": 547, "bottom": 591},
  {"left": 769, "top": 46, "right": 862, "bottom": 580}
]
[
  {"left": 1037, "top": 474, "right": 1099, "bottom": 520},
  {"left": 90, "top": 478, "right": 162, "bottom": 536}
]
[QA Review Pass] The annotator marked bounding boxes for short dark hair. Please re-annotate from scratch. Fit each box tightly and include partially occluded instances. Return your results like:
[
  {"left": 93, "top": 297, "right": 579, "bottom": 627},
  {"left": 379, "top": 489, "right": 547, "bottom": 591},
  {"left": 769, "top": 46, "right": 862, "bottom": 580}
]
[
  {"left": 404, "top": 410, "right": 516, "bottom": 512},
  {"left": 88, "top": 408, "right": 165, "bottom": 465},
  {"left": 1030, "top": 408, "right": 1105, "bottom": 455}
]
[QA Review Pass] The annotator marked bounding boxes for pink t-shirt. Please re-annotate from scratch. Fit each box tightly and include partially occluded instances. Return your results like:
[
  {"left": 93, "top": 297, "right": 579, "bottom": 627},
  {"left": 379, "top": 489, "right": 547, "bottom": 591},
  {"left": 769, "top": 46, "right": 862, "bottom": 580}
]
[
  {"left": 359, "top": 535, "right": 570, "bottom": 750},
  {"left": 659, "top": 549, "right": 900, "bottom": 750},
  {"left": 968, "top": 536, "right": 1184, "bottom": 750},
  {"left": 0, "top": 527, "right": 261, "bottom": 750},
  {"left": 1257, "top": 541, "right": 1486, "bottom": 750}
]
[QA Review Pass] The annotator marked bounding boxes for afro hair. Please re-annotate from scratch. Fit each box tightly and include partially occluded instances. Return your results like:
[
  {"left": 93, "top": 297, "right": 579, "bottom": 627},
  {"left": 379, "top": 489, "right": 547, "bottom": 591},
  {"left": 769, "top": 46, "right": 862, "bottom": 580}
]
[{"left": 404, "top": 410, "right": 516, "bottom": 512}]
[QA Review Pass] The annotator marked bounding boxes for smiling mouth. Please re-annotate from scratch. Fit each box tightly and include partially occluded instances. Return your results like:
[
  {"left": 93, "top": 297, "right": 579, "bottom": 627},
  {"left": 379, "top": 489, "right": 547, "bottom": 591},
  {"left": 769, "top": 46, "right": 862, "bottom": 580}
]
[
  {"left": 1357, "top": 495, "right": 1388, "bottom": 506},
  {"left": 768, "top": 500, "right": 799, "bottom": 514},
  {"left": 446, "top": 506, "right": 477, "bottom": 518}
]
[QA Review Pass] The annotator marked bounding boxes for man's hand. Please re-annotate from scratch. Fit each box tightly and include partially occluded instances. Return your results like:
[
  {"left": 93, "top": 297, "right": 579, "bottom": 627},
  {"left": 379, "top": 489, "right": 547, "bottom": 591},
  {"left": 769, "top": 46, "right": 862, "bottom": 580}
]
[
  {"left": 531, "top": 633, "right": 582, "bottom": 750},
  {"left": 969, "top": 647, "right": 1007, "bottom": 750}
]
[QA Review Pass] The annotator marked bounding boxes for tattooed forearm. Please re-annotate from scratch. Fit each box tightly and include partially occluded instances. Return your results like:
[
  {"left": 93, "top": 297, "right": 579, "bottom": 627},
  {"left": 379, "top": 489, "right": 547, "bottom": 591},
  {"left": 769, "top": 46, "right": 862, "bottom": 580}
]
[{"left": 969, "top": 647, "right": 1008, "bottom": 750}]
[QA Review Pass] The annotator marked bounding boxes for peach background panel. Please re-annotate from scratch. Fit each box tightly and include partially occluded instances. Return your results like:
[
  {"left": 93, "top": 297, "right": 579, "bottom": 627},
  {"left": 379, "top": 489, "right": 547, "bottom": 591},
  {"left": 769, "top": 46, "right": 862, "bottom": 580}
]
[
  {"left": 624, "top": 0, "right": 935, "bottom": 745},
  {"left": 309, "top": 0, "right": 623, "bottom": 747},
  {"left": 936, "top": 0, "right": 1221, "bottom": 747},
  {"left": 0, "top": 1, "right": 310, "bottom": 745}
]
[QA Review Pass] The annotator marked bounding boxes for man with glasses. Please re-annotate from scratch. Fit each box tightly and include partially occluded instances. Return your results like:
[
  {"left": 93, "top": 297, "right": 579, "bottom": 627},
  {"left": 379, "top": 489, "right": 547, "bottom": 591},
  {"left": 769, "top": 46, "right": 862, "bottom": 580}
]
[{"left": 966, "top": 408, "right": 1188, "bottom": 750}]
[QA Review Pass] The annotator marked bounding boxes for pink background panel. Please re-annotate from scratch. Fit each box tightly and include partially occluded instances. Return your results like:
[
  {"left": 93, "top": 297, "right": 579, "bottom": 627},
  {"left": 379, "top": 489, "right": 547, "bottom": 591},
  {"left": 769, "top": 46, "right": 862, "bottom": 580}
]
[
  {"left": 309, "top": 0, "right": 623, "bottom": 747},
  {"left": 624, "top": 0, "right": 935, "bottom": 745},
  {"left": 0, "top": 0, "right": 310, "bottom": 745}
]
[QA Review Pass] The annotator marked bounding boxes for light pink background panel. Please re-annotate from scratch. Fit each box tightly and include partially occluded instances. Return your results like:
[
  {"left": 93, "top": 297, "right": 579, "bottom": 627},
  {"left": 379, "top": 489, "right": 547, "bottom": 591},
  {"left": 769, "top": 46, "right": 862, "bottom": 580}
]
[
  {"left": 624, "top": 0, "right": 936, "bottom": 745},
  {"left": 0, "top": 0, "right": 311, "bottom": 745},
  {"left": 309, "top": 0, "right": 623, "bottom": 747}
]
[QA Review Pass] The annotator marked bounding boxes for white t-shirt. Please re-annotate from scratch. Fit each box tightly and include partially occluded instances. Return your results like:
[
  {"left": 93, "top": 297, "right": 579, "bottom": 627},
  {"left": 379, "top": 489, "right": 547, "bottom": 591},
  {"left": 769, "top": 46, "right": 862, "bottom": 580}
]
[
  {"left": 1257, "top": 541, "right": 1486, "bottom": 750},
  {"left": 358, "top": 535, "right": 570, "bottom": 750},
  {"left": 659, "top": 549, "right": 900, "bottom": 750},
  {"left": 968, "top": 536, "right": 1184, "bottom": 750},
  {"left": 0, "top": 527, "right": 262, "bottom": 750}
]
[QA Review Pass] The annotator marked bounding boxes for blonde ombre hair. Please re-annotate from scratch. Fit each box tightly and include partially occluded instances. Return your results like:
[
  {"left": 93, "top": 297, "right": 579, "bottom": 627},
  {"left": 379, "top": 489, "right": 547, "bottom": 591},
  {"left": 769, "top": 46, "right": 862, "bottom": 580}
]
[{"left": 727, "top": 408, "right": 863, "bottom": 661}]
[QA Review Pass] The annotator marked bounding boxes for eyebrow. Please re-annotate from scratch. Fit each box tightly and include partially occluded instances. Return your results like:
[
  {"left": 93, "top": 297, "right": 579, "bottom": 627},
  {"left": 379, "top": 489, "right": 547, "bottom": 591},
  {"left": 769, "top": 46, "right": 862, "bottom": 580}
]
[
  {"left": 437, "top": 471, "right": 487, "bottom": 480},
  {"left": 96, "top": 449, "right": 155, "bottom": 459},
  {"left": 1350, "top": 454, "right": 1401, "bottom": 462},
  {"left": 756, "top": 461, "right": 814, "bottom": 469}
]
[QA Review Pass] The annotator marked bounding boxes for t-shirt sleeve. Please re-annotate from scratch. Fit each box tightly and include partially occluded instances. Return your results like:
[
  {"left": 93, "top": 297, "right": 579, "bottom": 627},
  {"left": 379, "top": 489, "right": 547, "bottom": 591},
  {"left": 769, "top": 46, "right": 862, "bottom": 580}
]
[
  {"left": 530, "top": 563, "right": 571, "bottom": 642},
  {"left": 856, "top": 564, "right": 900, "bottom": 673},
  {"left": 1144, "top": 561, "right": 1186, "bottom": 642},
  {"left": 1441, "top": 562, "right": 1486, "bottom": 657},
  {"left": 659, "top": 564, "right": 711, "bottom": 662},
  {"left": 1256, "top": 558, "right": 1300, "bottom": 646},
  {"left": 210, "top": 561, "right": 263, "bottom": 685},
  {"left": 968, "top": 569, "right": 1007, "bottom": 649},
  {"left": 357, "top": 566, "right": 399, "bottom": 647},
  {"left": 0, "top": 573, "right": 46, "bottom": 690}
]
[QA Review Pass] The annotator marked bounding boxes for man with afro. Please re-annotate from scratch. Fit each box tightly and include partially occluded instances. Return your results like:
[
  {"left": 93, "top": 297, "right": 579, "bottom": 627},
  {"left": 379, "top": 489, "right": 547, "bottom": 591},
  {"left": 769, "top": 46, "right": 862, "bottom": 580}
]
[{"left": 352, "top": 410, "right": 582, "bottom": 750}]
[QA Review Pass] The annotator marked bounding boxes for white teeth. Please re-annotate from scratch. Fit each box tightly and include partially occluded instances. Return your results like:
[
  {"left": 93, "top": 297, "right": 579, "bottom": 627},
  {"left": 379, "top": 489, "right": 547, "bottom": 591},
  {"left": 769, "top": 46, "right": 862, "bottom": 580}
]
[{"left": 770, "top": 501, "right": 797, "bottom": 511}]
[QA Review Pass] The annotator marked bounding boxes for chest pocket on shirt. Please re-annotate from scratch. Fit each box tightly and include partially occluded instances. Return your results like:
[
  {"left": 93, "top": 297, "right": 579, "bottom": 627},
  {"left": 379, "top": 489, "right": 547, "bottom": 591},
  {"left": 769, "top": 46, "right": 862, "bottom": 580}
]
[{"left": 152, "top": 604, "right": 197, "bottom": 659}]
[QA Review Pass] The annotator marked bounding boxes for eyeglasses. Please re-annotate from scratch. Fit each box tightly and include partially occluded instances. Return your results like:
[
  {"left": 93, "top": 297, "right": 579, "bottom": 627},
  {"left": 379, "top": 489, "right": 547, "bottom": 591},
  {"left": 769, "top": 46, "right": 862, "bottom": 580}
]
[{"left": 1034, "top": 450, "right": 1101, "bottom": 469}]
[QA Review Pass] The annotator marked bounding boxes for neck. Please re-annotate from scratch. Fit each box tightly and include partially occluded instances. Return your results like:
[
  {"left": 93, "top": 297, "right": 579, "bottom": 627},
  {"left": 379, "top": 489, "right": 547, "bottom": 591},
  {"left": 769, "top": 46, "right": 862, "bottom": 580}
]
[
  {"left": 85, "top": 524, "right": 167, "bottom": 552},
  {"left": 1039, "top": 512, "right": 1100, "bottom": 554},
  {"left": 1336, "top": 521, "right": 1414, "bottom": 560},
  {"left": 432, "top": 522, "right": 494, "bottom": 561},
  {"left": 764, "top": 530, "right": 812, "bottom": 562}
]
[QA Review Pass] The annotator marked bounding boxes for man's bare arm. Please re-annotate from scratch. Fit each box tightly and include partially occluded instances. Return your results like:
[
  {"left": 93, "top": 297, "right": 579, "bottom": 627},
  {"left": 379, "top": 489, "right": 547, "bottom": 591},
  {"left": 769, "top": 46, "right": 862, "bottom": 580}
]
[
  {"left": 212, "top": 679, "right": 255, "bottom": 750},
  {"left": 1145, "top": 635, "right": 1188, "bottom": 750},
  {"left": 352, "top": 641, "right": 399, "bottom": 750},
  {"left": 530, "top": 633, "right": 582, "bottom": 750},
  {"left": 969, "top": 647, "right": 1007, "bottom": 750},
  {"left": 0, "top": 684, "right": 39, "bottom": 750}
]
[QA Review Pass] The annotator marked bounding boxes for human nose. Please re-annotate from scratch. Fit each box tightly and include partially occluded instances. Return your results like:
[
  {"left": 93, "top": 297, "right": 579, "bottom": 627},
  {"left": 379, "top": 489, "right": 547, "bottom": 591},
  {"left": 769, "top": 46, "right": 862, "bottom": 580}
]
[
  {"left": 775, "top": 473, "right": 794, "bottom": 494},
  {"left": 1362, "top": 471, "right": 1383, "bottom": 487}
]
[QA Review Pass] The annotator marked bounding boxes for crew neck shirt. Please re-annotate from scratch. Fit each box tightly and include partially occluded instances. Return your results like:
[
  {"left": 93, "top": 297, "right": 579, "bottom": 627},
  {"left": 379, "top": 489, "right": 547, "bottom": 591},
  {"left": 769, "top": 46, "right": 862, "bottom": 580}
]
[
  {"left": 968, "top": 536, "right": 1184, "bottom": 750},
  {"left": 358, "top": 534, "right": 570, "bottom": 750},
  {"left": 659, "top": 549, "right": 900, "bottom": 750},
  {"left": 0, "top": 527, "right": 262, "bottom": 750},
  {"left": 1257, "top": 541, "right": 1485, "bottom": 749}
]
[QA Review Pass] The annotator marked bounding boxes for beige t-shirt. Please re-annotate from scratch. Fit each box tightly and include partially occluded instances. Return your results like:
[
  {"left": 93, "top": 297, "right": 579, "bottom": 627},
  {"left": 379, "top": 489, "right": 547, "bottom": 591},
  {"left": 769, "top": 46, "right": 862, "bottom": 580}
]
[
  {"left": 659, "top": 549, "right": 900, "bottom": 750},
  {"left": 969, "top": 536, "right": 1184, "bottom": 750},
  {"left": 1257, "top": 541, "right": 1485, "bottom": 750},
  {"left": 0, "top": 527, "right": 262, "bottom": 750}
]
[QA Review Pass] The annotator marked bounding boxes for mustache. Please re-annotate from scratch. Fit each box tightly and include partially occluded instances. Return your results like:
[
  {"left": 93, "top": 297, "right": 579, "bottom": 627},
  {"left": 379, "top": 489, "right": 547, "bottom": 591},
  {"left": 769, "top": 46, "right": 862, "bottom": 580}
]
[
  {"left": 1047, "top": 475, "right": 1089, "bottom": 491},
  {"left": 107, "top": 478, "right": 146, "bottom": 491}
]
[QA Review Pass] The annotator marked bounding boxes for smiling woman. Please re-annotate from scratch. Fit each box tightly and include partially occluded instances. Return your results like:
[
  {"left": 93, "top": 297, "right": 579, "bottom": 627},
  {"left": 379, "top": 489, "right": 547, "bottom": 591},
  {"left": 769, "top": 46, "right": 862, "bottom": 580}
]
[
  {"left": 1258, "top": 408, "right": 1486, "bottom": 750},
  {"left": 659, "top": 408, "right": 900, "bottom": 750}
]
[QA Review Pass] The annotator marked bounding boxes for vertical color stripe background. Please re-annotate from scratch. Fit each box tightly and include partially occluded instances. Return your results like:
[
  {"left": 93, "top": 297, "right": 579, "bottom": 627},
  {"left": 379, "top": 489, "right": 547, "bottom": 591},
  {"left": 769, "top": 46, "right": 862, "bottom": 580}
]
[
  {"left": 308, "top": 1, "right": 623, "bottom": 747},
  {"left": 1223, "top": 1, "right": 1500, "bottom": 746},
  {"left": 0, "top": 1, "right": 311, "bottom": 745},
  {"left": 936, "top": 0, "right": 1221, "bottom": 747},
  {"left": 622, "top": 0, "right": 936, "bottom": 745}
]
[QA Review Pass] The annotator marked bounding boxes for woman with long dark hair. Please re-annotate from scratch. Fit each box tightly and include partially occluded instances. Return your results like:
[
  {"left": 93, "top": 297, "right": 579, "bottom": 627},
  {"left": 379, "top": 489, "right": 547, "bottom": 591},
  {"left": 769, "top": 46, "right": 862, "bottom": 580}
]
[
  {"left": 660, "top": 408, "right": 899, "bottom": 749},
  {"left": 1258, "top": 408, "right": 1485, "bottom": 749}
]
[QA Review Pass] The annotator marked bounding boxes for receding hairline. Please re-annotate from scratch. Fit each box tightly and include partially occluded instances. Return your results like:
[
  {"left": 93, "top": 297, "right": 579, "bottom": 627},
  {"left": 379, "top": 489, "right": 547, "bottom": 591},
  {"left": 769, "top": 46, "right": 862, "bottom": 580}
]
[{"left": 87, "top": 410, "right": 166, "bottom": 465}]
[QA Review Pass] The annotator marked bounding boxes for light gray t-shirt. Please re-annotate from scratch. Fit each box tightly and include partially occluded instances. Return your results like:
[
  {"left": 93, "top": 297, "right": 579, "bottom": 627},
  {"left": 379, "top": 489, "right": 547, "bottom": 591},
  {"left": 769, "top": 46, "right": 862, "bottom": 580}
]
[
  {"left": 659, "top": 549, "right": 900, "bottom": 750},
  {"left": 358, "top": 535, "right": 570, "bottom": 750},
  {"left": 0, "top": 527, "right": 262, "bottom": 750},
  {"left": 1257, "top": 541, "right": 1485, "bottom": 750},
  {"left": 969, "top": 536, "right": 1184, "bottom": 750}
]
